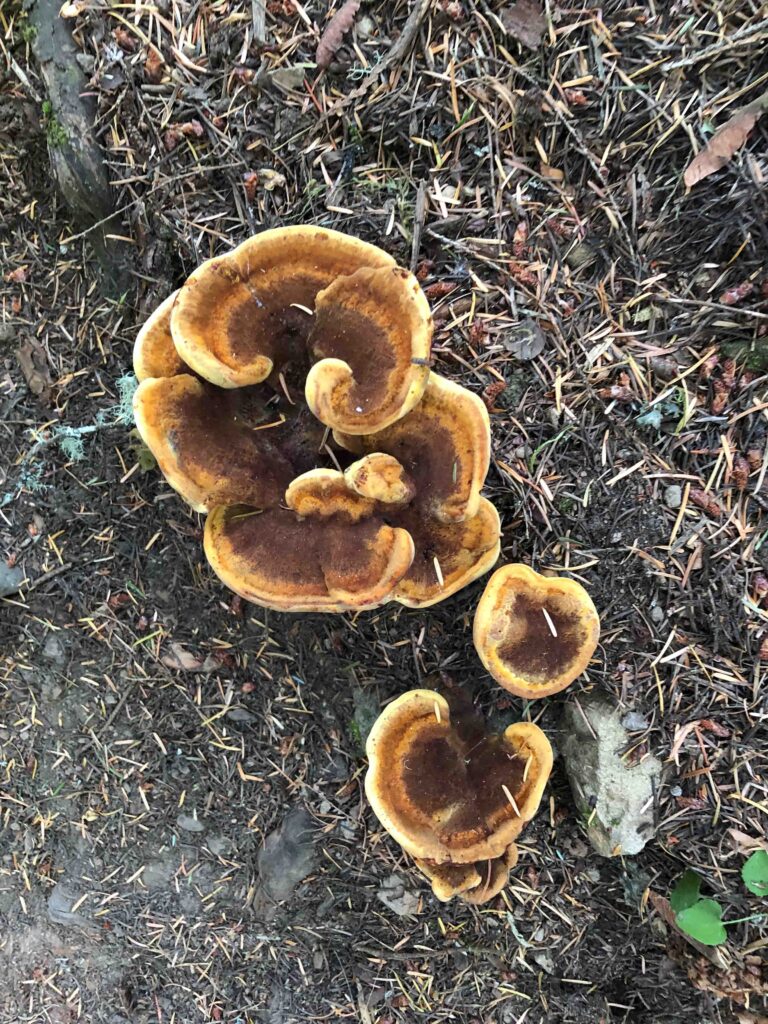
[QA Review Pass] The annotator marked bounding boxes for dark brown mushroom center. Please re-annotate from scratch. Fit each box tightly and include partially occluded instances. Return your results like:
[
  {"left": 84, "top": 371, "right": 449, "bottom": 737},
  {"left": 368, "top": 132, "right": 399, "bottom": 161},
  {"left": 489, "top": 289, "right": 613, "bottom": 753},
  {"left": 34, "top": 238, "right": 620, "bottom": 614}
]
[
  {"left": 165, "top": 378, "right": 345, "bottom": 507},
  {"left": 401, "top": 722, "right": 525, "bottom": 847},
  {"left": 219, "top": 507, "right": 391, "bottom": 593},
  {"left": 372, "top": 420, "right": 459, "bottom": 514},
  {"left": 226, "top": 275, "right": 323, "bottom": 372},
  {"left": 310, "top": 303, "right": 396, "bottom": 409},
  {"left": 497, "top": 592, "right": 586, "bottom": 682}
]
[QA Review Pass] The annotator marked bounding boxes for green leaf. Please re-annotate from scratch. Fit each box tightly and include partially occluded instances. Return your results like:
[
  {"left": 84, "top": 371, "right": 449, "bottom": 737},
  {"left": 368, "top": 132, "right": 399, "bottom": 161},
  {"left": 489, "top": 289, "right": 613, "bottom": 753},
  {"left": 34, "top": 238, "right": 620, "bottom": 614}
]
[
  {"left": 742, "top": 850, "right": 768, "bottom": 897},
  {"left": 676, "top": 900, "right": 727, "bottom": 946},
  {"left": 670, "top": 870, "right": 701, "bottom": 914}
]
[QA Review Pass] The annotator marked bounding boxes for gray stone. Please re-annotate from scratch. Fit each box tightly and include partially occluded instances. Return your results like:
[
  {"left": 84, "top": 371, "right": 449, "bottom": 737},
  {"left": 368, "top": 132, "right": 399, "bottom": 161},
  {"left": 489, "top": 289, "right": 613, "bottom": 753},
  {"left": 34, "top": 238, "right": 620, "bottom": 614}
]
[
  {"left": 664, "top": 484, "right": 683, "bottom": 509},
  {"left": 621, "top": 710, "right": 650, "bottom": 731},
  {"left": 0, "top": 562, "right": 24, "bottom": 597},
  {"left": 47, "top": 881, "right": 90, "bottom": 930},
  {"left": 42, "top": 632, "right": 67, "bottom": 666},
  {"left": 252, "top": 807, "right": 317, "bottom": 918},
  {"left": 561, "top": 693, "right": 662, "bottom": 857},
  {"left": 143, "top": 858, "right": 175, "bottom": 890},
  {"left": 377, "top": 875, "right": 420, "bottom": 917},
  {"left": 206, "top": 835, "right": 231, "bottom": 856},
  {"left": 176, "top": 813, "right": 205, "bottom": 833}
]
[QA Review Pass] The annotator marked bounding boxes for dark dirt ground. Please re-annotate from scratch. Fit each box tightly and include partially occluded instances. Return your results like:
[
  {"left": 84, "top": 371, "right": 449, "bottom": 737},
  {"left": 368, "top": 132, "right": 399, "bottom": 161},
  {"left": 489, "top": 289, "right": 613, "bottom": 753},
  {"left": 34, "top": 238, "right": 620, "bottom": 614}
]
[{"left": 2, "top": 0, "right": 768, "bottom": 1022}]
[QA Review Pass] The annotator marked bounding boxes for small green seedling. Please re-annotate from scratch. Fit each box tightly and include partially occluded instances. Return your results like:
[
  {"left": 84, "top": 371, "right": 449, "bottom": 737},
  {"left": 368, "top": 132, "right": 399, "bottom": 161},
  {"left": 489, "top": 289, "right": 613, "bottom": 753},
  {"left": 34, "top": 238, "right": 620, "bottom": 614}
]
[
  {"left": 670, "top": 871, "right": 726, "bottom": 946},
  {"left": 669, "top": 855, "right": 767, "bottom": 947},
  {"left": 742, "top": 849, "right": 768, "bottom": 897}
]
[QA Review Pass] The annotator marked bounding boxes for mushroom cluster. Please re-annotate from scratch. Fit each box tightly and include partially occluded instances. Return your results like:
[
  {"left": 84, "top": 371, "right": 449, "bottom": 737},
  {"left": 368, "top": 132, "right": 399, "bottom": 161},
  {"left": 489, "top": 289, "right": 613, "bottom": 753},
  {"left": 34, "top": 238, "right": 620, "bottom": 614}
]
[
  {"left": 133, "top": 226, "right": 501, "bottom": 611},
  {"left": 365, "top": 568, "right": 601, "bottom": 905},
  {"left": 133, "top": 226, "right": 603, "bottom": 909},
  {"left": 366, "top": 683, "right": 552, "bottom": 905}
]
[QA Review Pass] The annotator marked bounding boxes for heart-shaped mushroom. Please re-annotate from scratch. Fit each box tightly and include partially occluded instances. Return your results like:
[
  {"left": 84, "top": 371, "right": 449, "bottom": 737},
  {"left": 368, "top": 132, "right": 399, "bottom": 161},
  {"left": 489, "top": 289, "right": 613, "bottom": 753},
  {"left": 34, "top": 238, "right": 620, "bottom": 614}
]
[
  {"left": 473, "top": 564, "right": 600, "bottom": 698},
  {"left": 365, "top": 686, "right": 552, "bottom": 903}
]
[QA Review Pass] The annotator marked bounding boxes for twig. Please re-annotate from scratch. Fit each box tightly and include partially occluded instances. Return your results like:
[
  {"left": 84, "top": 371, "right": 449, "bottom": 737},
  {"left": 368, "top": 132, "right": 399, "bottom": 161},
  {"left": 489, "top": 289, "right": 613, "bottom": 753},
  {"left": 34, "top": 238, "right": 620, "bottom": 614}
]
[
  {"left": 662, "top": 18, "right": 768, "bottom": 70},
  {"left": 326, "top": 0, "right": 432, "bottom": 115},
  {"left": 251, "top": 0, "right": 267, "bottom": 43},
  {"left": 410, "top": 181, "right": 427, "bottom": 272}
]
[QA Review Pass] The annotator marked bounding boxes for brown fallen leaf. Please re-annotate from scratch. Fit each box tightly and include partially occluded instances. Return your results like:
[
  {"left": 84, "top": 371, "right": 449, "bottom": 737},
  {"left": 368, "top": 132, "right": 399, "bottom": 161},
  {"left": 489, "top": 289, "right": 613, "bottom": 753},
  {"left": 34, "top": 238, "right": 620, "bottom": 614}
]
[
  {"left": 316, "top": 0, "right": 361, "bottom": 70},
  {"left": 161, "top": 642, "right": 221, "bottom": 673},
  {"left": 501, "top": 0, "right": 546, "bottom": 50},
  {"left": 684, "top": 89, "right": 768, "bottom": 187},
  {"left": 16, "top": 338, "right": 52, "bottom": 398},
  {"left": 144, "top": 47, "right": 165, "bottom": 84},
  {"left": 728, "top": 828, "right": 768, "bottom": 856},
  {"left": 6, "top": 266, "right": 28, "bottom": 283}
]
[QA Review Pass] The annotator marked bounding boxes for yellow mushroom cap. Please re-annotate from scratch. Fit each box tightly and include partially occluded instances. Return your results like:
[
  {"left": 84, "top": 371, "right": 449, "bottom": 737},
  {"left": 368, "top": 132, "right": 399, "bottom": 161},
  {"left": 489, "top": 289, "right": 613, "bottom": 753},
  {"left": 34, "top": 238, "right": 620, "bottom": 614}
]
[
  {"left": 203, "top": 458, "right": 417, "bottom": 612},
  {"left": 170, "top": 226, "right": 395, "bottom": 389},
  {"left": 473, "top": 564, "right": 601, "bottom": 698},
  {"left": 365, "top": 689, "right": 552, "bottom": 865},
  {"left": 132, "top": 375, "right": 295, "bottom": 512},
  {"left": 389, "top": 497, "right": 501, "bottom": 608},
  {"left": 415, "top": 845, "right": 519, "bottom": 905},
  {"left": 305, "top": 266, "right": 431, "bottom": 434},
  {"left": 133, "top": 290, "right": 185, "bottom": 382},
  {"left": 336, "top": 373, "right": 491, "bottom": 524}
]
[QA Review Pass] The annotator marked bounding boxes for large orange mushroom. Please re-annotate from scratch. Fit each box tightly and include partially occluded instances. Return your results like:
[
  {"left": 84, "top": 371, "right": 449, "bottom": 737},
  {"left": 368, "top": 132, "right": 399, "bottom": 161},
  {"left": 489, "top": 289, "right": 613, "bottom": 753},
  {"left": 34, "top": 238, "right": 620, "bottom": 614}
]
[
  {"left": 170, "top": 225, "right": 396, "bottom": 389},
  {"left": 305, "top": 266, "right": 432, "bottom": 434},
  {"left": 365, "top": 686, "right": 552, "bottom": 903},
  {"left": 473, "top": 564, "right": 600, "bottom": 698},
  {"left": 132, "top": 226, "right": 500, "bottom": 612}
]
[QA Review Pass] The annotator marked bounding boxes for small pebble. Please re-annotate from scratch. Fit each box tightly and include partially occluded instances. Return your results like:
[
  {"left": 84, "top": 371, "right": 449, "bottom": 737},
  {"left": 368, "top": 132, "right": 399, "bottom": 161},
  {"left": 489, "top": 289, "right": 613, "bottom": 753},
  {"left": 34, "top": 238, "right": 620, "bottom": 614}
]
[
  {"left": 0, "top": 563, "right": 24, "bottom": 597},
  {"left": 664, "top": 484, "right": 682, "bottom": 509},
  {"left": 622, "top": 711, "right": 650, "bottom": 731},
  {"left": 177, "top": 813, "right": 205, "bottom": 833}
]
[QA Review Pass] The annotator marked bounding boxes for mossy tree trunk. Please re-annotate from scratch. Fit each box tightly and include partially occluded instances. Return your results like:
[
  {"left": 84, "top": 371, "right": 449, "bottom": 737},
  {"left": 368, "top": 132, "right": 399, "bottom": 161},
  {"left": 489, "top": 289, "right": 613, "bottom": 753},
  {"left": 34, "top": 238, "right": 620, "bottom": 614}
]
[{"left": 26, "top": 0, "right": 131, "bottom": 294}]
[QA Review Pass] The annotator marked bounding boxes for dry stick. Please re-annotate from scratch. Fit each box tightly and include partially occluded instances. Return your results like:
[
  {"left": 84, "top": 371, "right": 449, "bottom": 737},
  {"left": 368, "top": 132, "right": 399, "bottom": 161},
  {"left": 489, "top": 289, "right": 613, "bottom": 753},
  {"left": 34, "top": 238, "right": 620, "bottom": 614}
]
[
  {"left": 502, "top": 784, "right": 521, "bottom": 816},
  {"left": 325, "top": 0, "right": 432, "bottom": 115},
  {"left": 662, "top": 17, "right": 768, "bottom": 70},
  {"left": 410, "top": 181, "right": 428, "bottom": 272},
  {"left": 251, "top": 0, "right": 267, "bottom": 43}
]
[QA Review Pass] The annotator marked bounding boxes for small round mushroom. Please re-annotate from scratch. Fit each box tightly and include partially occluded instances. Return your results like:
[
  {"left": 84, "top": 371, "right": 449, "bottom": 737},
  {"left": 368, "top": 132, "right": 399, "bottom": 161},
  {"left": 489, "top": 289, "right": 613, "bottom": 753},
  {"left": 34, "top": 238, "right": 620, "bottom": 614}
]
[
  {"left": 473, "top": 564, "right": 600, "bottom": 698},
  {"left": 336, "top": 372, "right": 491, "bottom": 524},
  {"left": 305, "top": 266, "right": 432, "bottom": 434},
  {"left": 133, "top": 375, "right": 295, "bottom": 512},
  {"left": 203, "top": 461, "right": 416, "bottom": 612},
  {"left": 365, "top": 689, "right": 552, "bottom": 870},
  {"left": 170, "top": 226, "right": 395, "bottom": 389},
  {"left": 344, "top": 453, "right": 415, "bottom": 505},
  {"left": 133, "top": 291, "right": 185, "bottom": 381}
]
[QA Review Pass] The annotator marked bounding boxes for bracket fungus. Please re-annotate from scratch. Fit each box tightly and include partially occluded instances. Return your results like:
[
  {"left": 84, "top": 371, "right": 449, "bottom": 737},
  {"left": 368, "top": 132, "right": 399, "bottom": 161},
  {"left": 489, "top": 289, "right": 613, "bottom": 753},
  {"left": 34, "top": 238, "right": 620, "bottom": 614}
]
[
  {"left": 132, "top": 226, "right": 500, "bottom": 611},
  {"left": 473, "top": 564, "right": 600, "bottom": 698},
  {"left": 365, "top": 687, "right": 552, "bottom": 904}
]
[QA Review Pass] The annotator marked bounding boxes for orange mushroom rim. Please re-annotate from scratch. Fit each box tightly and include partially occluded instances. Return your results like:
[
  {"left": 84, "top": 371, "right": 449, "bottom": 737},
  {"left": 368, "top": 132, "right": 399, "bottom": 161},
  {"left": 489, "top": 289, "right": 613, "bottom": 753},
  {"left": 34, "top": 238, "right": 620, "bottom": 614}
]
[
  {"left": 364, "top": 688, "right": 553, "bottom": 904},
  {"left": 132, "top": 225, "right": 502, "bottom": 612}
]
